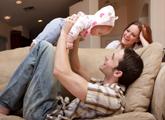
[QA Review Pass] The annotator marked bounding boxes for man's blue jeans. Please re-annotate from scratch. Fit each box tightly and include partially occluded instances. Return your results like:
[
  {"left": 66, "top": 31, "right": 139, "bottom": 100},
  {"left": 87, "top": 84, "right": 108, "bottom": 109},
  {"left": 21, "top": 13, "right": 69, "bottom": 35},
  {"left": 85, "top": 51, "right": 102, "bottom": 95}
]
[
  {"left": 0, "top": 41, "right": 61, "bottom": 120},
  {"left": 34, "top": 18, "right": 65, "bottom": 45}
]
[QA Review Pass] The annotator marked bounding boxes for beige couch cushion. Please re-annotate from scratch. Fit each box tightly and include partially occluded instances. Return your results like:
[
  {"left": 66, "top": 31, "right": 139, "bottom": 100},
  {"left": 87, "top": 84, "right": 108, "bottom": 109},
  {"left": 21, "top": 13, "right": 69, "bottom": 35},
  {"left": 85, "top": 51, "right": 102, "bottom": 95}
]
[
  {"left": 79, "top": 48, "right": 114, "bottom": 79},
  {"left": 0, "top": 115, "right": 24, "bottom": 120},
  {"left": 0, "top": 43, "right": 163, "bottom": 115},
  {"left": 94, "top": 112, "right": 156, "bottom": 120},
  {"left": 124, "top": 43, "right": 163, "bottom": 112},
  {"left": 0, "top": 47, "right": 29, "bottom": 91}
]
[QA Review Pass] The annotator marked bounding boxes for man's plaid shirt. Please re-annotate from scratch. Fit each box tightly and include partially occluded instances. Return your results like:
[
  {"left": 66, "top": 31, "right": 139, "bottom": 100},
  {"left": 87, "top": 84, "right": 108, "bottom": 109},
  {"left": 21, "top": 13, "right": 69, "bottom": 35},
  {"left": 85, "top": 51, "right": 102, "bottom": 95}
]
[{"left": 46, "top": 78, "right": 125, "bottom": 120}]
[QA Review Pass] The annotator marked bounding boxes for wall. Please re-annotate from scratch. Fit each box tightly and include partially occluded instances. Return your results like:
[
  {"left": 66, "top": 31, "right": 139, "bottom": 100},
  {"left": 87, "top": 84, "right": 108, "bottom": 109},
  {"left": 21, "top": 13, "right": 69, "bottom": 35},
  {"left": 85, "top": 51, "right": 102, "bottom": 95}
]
[
  {"left": 69, "top": 0, "right": 100, "bottom": 48},
  {"left": 13, "top": 26, "right": 30, "bottom": 39},
  {"left": 0, "top": 23, "right": 30, "bottom": 50},
  {"left": 138, "top": 0, "right": 150, "bottom": 24},
  {"left": 151, "top": 0, "right": 165, "bottom": 46},
  {"left": 0, "top": 23, "right": 12, "bottom": 49},
  {"left": 126, "top": 0, "right": 139, "bottom": 23}
]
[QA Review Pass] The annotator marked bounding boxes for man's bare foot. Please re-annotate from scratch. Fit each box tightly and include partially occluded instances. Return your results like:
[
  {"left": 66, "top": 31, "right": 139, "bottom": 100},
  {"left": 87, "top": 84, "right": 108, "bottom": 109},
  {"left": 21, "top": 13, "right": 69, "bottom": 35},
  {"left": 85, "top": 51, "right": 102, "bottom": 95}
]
[{"left": 0, "top": 106, "right": 9, "bottom": 115}]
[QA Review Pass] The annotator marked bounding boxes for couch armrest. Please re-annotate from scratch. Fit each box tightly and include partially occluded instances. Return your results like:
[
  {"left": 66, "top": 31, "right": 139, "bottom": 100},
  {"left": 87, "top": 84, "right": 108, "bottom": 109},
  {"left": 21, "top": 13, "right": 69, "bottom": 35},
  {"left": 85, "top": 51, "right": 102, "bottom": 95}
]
[
  {"left": 151, "top": 62, "right": 165, "bottom": 120},
  {"left": 94, "top": 112, "right": 156, "bottom": 120}
]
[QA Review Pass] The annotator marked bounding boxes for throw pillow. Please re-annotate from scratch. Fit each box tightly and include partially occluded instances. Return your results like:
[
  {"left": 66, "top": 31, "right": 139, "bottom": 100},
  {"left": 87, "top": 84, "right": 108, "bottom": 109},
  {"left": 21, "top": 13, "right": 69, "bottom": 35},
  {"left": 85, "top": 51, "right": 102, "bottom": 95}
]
[{"left": 124, "top": 43, "right": 163, "bottom": 112}]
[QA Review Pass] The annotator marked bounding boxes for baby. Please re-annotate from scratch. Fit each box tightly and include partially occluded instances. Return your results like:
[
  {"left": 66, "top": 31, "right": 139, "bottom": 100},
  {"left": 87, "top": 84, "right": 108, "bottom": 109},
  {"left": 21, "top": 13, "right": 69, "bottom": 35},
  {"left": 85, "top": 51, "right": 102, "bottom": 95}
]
[{"left": 31, "top": 5, "right": 118, "bottom": 49}]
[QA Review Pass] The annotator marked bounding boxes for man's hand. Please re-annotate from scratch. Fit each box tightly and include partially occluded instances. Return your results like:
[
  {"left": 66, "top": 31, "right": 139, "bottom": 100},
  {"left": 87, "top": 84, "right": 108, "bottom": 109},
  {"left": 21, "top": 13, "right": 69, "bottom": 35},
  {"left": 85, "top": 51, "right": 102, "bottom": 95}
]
[{"left": 54, "top": 14, "right": 88, "bottom": 101}]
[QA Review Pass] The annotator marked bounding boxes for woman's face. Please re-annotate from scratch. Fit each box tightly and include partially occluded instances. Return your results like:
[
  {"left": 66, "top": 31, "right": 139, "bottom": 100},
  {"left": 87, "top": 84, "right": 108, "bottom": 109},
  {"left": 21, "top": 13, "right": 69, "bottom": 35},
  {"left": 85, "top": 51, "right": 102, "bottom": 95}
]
[{"left": 121, "top": 24, "right": 140, "bottom": 48}]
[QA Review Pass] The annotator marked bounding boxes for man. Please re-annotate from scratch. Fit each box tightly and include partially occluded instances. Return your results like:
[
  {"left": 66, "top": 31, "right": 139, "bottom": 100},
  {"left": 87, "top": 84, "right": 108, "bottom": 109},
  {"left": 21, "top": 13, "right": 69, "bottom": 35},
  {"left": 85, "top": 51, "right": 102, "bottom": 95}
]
[
  {"left": 51, "top": 19, "right": 144, "bottom": 119},
  {"left": 0, "top": 18, "right": 143, "bottom": 120}
]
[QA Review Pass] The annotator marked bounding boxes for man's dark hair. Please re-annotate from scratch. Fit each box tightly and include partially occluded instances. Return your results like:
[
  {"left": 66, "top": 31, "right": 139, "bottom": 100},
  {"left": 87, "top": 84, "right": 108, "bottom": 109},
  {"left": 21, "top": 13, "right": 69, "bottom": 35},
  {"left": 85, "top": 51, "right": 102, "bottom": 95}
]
[{"left": 116, "top": 48, "right": 143, "bottom": 89}]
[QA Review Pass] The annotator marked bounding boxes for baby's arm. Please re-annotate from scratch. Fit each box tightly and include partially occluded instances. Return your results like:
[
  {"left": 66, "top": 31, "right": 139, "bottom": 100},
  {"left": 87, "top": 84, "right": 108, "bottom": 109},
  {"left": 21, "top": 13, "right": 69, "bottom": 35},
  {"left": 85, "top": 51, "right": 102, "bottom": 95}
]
[{"left": 67, "top": 15, "right": 90, "bottom": 49}]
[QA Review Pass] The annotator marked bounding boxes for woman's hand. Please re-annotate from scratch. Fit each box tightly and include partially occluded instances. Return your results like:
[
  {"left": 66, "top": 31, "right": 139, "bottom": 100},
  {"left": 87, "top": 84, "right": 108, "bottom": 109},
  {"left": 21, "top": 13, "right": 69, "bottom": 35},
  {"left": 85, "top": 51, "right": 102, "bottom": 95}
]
[
  {"left": 139, "top": 31, "right": 144, "bottom": 41},
  {"left": 139, "top": 30, "right": 149, "bottom": 47}
]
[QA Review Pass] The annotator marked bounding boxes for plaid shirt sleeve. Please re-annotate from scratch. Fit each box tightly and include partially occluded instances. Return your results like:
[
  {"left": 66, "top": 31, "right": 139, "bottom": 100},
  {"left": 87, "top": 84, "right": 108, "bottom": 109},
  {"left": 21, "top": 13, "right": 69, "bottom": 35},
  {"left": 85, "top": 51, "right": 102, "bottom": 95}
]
[{"left": 85, "top": 82, "right": 125, "bottom": 114}]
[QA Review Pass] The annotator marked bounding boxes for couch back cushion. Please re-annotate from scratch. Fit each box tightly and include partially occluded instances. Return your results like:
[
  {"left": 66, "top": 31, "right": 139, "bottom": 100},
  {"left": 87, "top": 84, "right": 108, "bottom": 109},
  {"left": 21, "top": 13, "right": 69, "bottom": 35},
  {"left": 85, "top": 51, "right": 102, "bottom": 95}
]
[
  {"left": 0, "top": 47, "right": 29, "bottom": 91},
  {"left": 79, "top": 48, "right": 114, "bottom": 79},
  {"left": 0, "top": 43, "right": 163, "bottom": 113},
  {"left": 151, "top": 63, "right": 165, "bottom": 120},
  {"left": 124, "top": 43, "right": 163, "bottom": 112}
]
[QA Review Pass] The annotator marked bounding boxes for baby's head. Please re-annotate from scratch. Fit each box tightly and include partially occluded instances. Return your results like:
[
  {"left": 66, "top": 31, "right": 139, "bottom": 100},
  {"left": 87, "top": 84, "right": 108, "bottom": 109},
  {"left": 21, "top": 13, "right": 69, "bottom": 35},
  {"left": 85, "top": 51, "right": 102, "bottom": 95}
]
[
  {"left": 90, "top": 5, "right": 118, "bottom": 36},
  {"left": 90, "top": 25, "right": 113, "bottom": 36}
]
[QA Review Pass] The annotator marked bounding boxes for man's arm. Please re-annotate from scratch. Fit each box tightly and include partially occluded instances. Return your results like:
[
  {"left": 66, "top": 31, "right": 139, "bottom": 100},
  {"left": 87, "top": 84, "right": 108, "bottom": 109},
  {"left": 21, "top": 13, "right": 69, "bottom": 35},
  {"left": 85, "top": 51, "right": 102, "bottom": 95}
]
[
  {"left": 54, "top": 18, "right": 88, "bottom": 101},
  {"left": 69, "top": 38, "right": 91, "bottom": 81}
]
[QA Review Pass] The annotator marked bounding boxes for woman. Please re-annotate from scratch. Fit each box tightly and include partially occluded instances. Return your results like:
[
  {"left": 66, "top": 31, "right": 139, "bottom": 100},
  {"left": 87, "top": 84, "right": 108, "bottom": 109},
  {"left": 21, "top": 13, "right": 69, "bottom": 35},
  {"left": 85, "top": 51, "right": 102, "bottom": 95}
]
[{"left": 106, "top": 21, "right": 152, "bottom": 49}]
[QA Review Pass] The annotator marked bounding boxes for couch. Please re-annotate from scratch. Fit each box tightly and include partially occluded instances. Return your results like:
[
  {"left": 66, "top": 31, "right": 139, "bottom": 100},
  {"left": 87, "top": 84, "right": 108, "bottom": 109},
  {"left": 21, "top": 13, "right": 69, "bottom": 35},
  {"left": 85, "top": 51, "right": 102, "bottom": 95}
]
[{"left": 0, "top": 43, "right": 164, "bottom": 120}]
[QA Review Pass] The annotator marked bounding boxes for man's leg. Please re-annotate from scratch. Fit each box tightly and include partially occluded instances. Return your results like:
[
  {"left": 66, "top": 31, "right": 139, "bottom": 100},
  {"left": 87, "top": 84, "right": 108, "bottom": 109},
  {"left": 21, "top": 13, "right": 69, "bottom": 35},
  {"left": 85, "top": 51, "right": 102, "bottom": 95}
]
[
  {"left": 23, "top": 41, "right": 61, "bottom": 120},
  {"left": 0, "top": 41, "right": 61, "bottom": 120},
  {"left": 35, "top": 18, "right": 65, "bottom": 45},
  {"left": 0, "top": 41, "right": 48, "bottom": 114}
]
